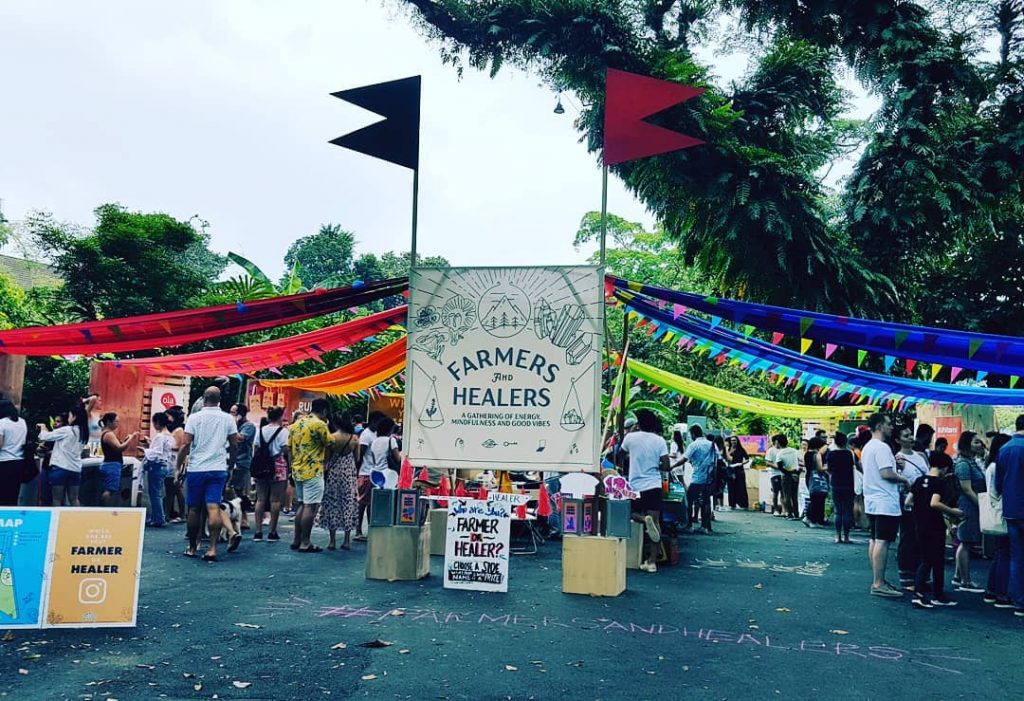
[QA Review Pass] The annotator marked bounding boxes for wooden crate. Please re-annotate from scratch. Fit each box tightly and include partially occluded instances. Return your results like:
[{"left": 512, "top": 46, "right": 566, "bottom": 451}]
[
  {"left": 429, "top": 508, "right": 447, "bottom": 556},
  {"left": 562, "top": 535, "right": 626, "bottom": 597},
  {"left": 365, "top": 525, "right": 431, "bottom": 581}
]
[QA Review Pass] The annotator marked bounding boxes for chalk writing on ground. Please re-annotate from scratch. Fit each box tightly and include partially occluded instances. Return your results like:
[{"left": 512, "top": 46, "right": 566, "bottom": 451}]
[
  {"left": 250, "top": 597, "right": 978, "bottom": 675},
  {"left": 690, "top": 559, "right": 831, "bottom": 576}
]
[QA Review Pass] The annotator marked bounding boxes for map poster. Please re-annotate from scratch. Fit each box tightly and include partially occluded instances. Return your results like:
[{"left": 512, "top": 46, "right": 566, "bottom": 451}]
[
  {"left": 0, "top": 509, "right": 56, "bottom": 629},
  {"left": 443, "top": 498, "right": 512, "bottom": 593},
  {"left": 45, "top": 508, "right": 145, "bottom": 628},
  {"left": 405, "top": 266, "right": 603, "bottom": 472}
]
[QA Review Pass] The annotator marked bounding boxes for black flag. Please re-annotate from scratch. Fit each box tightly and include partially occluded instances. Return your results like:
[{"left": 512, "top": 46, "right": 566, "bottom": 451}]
[{"left": 329, "top": 75, "right": 421, "bottom": 170}]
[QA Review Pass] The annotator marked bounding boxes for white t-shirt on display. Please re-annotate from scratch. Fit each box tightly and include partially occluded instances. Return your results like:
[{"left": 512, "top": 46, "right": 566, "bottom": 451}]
[
  {"left": 621, "top": 430, "right": 668, "bottom": 493},
  {"left": 862, "top": 438, "right": 900, "bottom": 516},
  {"left": 183, "top": 407, "right": 237, "bottom": 473},
  {"left": 0, "top": 418, "right": 28, "bottom": 462}
]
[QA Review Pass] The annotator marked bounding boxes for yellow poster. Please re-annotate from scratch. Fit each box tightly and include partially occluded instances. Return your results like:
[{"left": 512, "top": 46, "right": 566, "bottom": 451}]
[{"left": 45, "top": 509, "right": 145, "bottom": 628}]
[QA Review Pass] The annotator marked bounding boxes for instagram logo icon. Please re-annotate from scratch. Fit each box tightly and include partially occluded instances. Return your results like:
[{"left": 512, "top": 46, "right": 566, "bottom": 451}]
[{"left": 78, "top": 578, "right": 107, "bottom": 605}]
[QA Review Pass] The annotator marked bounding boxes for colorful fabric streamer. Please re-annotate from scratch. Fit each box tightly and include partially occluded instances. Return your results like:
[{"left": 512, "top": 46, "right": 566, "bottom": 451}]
[
  {"left": 625, "top": 356, "right": 874, "bottom": 420},
  {"left": 0, "top": 278, "right": 407, "bottom": 356},
  {"left": 103, "top": 307, "right": 405, "bottom": 375},
  {"left": 609, "top": 276, "right": 1024, "bottom": 377},
  {"left": 618, "top": 290, "right": 1024, "bottom": 407},
  {"left": 255, "top": 339, "right": 406, "bottom": 395}
]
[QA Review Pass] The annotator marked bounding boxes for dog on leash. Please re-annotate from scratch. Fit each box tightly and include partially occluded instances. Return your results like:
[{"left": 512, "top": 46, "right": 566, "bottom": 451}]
[{"left": 205, "top": 487, "right": 243, "bottom": 552}]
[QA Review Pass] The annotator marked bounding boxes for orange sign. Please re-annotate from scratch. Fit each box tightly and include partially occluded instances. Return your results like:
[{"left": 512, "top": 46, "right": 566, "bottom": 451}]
[{"left": 46, "top": 509, "right": 145, "bottom": 628}]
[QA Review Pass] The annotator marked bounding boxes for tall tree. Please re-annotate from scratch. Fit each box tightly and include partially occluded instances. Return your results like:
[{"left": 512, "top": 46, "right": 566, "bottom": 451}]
[
  {"left": 25, "top": 204, "right": 226, "bottom": 319},
  {"left": 398, "top": 0, "right": 1024, "bottom": 333},
  {"left": 283, "top": 224, "right": 357, "bottom": 289}
]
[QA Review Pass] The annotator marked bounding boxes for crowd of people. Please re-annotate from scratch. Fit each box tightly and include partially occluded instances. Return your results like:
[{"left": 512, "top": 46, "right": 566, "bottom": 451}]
[{"left": 0, "top": 383, "right": 407, "bottom": 564}]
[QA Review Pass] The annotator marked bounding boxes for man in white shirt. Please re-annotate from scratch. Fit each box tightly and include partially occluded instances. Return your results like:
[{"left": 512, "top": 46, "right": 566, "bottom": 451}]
[
  {"left": 353, "top": 411, "right": 384, "bottom": 541},
  {"left": 774, "top": 436, "right": 801, "bottom": 519},
  {"left": 766, "top": 436, "right": 782, "bottom": 516},
  {"left": 678, "top": 425, "right": 719, "bottom": 534},
  {"left": 176, "top": 387, "right": 241, "bottom": 561},
  {"left": 619, "top": 409, "right": 669, "bottom": 573},
  {"left": 861, "top": 413, "right": 911, "bottom": 597}
]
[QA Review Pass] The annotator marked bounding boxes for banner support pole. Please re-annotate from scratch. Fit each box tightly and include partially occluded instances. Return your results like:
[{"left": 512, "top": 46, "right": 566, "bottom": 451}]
[
  {"left": 411, "top": 168, "right": 420, "bottom": 267},
  {"left": 599, "top": 165, "right": 608, "bottom": 267}
]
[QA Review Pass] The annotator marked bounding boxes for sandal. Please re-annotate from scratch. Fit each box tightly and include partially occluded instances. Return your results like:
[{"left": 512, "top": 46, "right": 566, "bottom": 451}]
[
  {"left": 327, "top": 544, "right": 336, "bottom": 551},
  {"left": 298, "top": 545, "right": 323, "bottom": 553},
  {"left": 201, "top": 554, "right": 217, "bottom": 562},
  {"left": 228, "top": 534, "right": 242, "bottom": 553},
  {"left": 183, "top": 549, "right": 197, "bottom": 558}
]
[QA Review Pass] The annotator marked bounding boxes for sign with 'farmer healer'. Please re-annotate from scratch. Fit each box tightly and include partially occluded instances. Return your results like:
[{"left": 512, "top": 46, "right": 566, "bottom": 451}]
[{"left": 404, "top": 266, "right": 603, "bottom": 472}]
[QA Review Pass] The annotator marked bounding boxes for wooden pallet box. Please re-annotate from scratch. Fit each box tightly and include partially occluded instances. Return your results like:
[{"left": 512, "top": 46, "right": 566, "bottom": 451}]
[
  {"left": 365, "top": 525, "right": 431, "bottom": 581},
  {"left": 562, "top": 535, "right": 626, "bottom": 597}
]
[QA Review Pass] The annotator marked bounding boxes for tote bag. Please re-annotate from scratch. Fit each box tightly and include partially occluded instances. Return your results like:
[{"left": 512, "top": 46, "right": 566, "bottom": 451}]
[{"left": 980, "top": 463, "right": 1007, "bottom": 536}]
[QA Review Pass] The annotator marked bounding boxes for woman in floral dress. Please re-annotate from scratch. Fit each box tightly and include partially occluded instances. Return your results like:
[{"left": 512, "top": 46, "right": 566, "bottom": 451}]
[{"left": 316, "top": 412, "right": 359, "bottom": 550}]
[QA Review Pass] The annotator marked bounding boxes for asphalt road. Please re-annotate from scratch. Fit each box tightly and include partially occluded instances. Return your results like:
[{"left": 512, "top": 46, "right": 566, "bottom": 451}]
[{"left": 1, "top": 509, "right": 1020, "bottom": 701}]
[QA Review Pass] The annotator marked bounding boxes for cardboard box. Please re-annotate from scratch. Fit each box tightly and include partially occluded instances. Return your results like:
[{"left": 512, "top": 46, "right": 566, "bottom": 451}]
[
  {"left": 562, "top": 535, "right": 627, "bottom": 597},
  {"left": 429, "top": 508, "right": 447, "bottom": 556},
  {"left": 365, "top": 525, "right": 431, "bottom": 581}
]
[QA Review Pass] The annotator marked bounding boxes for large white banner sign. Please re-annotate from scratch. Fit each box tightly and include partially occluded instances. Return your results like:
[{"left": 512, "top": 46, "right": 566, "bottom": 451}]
[{"left": 405, "top": 266, "right": 603, "bottom": 472}]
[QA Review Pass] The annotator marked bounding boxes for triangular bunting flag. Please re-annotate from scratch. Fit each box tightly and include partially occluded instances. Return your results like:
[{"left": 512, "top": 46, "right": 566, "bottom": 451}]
[
  {"left": 742, "top": 324, "right": 755, "bottom": 338},
  {"left": 884, "top": 355, "right": 895, "bottom": 372},
  {"left": 800, "top": 338, "right": 812, "bottom": 355},
  {"left": 799, "top": 317, "right": 814, "bottom": 335},
  {"left": 950, "top": 367, "right": 962, "bottom": 382},
  {"left": 894, "top": 331, "right": 908, "bottom": 349},
  {"left": 857, "top": 349, "right": 867, "bottom": 367},
  {"left": 976, "top": 370, "right": 988, "bottom": 382},
  {"left": 672, "top": 303, "right": 687, "bottom": 319},
  {"left": 968, "top": 339, "right": 983, "bottom": 359},
  {"left": 824, "top": 343, "right": 838, "bottom": 359},
  {"left": 905, "top": 359, "right": 917, "bottom": 375},
  {"left": 930, "top": 363, "right": 942, "bottom": 381},
  {"left": 1011, "top": 375, "right": 1019, "bottom": 388},
  {"left": 772, "top": 332, "right": 785, "bottom": 345},
  {"left": 709, "top": 315, "right": 722, "bottom": 330},
  {"left": 330, "top": 75, "right": 421, "bottom": 170},
  {"left": 603, "top": 68, "right": 704, "bottom": 165}
]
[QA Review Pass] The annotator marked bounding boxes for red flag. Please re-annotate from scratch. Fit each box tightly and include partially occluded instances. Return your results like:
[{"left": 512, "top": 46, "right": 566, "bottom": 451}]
[
  {"left": 454, "top": 480, "right": 467, "bottom": 498},
  {"left": 477, "top": 486, "right": 488, "bottom": 501},
  {"left": 537, "top": 483, "right": 552, "bottom": 518},
  {"left": 417, "top": 467, "right": 430, "bottom": 483},
  {"left": 398, "top": 457, "right": 414, "bottom": 489},
  {"left": 515, "top": 490, "right": 528, "bottom": 520},
  {"left": 438, "top": 474, "right": 451, "bottom": 508},
  {"left": 603, "top": 68, "right": 704, "bottom": 166}
]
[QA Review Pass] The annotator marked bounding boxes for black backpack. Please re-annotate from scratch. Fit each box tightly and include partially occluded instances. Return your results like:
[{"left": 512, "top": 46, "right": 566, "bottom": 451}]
[{"left": 251, "top": 426, "right": 284, "bottom": 480}]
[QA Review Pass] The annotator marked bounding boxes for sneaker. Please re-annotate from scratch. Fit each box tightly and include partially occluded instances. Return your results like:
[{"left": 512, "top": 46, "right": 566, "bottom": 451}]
[
  {"left": 956, "top": 583, "right": 985, "bottom": 594},
  {"left": 931, "top": 597, "right": 958, "bottom": 607},
  {"left": 983, "top": 592, "right": 997, "bottom": 604},
  {"left": 912, "top": 596, "right": 934, "bottom": 609},
  {"left": 639, "top": 561, "right": 657, "bottom": 573},
  {"left": 643, "top": 515, "right": 661, "bottom": 543},
  {"left": 695, "top": 527, "right": 711, "bottom": 535},
  {"left": 994, "top": 599, "right": 1015, "bottom": 609},
  {"left": 267, "top": 531, "right": 280, "bottom": 541},
  {"left": 253, "top": 532, "right": 263, "bottom": 541},
  {"left": 1014, "top": 609, "right": 1024, "bottom": 617},
  {"left": 871, "top": 584, "right": 903, "bottom": 598},
  {"left": 951, "top": 576, "right": 962, "bottom": 587}
]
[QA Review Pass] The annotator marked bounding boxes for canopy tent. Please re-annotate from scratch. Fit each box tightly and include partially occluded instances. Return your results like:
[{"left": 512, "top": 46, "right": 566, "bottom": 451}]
[
  {"left": 608, "top": 276, "right": 1024, "bottom": 379},
  {"left": 256, "top": 338, "right": 406, "bottom": 395},
  {"left": 616, "top": 290, "right": 1024, "bottom": 408},
  {"left": 624, "top": 356, "right": 875, "bottom": 420},
  {"left": 102, "top": 307, "right": 406, "bottom": 375},
  {"left": 0, "top": 278, "right": 407, "bottom": 356}
]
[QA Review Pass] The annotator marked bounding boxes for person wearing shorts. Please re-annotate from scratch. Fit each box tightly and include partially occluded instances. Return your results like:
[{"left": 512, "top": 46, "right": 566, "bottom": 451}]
[
  {"left": 176, "top": 387, "right": 240, "bottom": 561},
  {"left": 618, "top": 409, "right": 669, "bottom": 573},
  {"left": 861, "top": 413, "right": 912, "bottom": 597},
  {"left": 287, "top": 399, "right": 339, "bottom": 553},
  {"left": 253, "top": 407, "right": 289, "bottom": 542}
]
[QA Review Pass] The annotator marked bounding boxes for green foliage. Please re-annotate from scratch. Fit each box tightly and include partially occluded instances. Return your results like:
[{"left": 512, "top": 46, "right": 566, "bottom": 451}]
[
  {"left": 283, "top": 224, "right": 356, "bottom": 289},
  {"left": 21, "top": 356, "right": 91, "bottom": 425},
  {"left": 0, "top": 273, "right": 28, "bottom": 329},
  {"left": 399, "top": 0, "right": 1024, "bottom": 333},
  {"left": 25, "top": 204, "right": 226, "bottom": 319}
]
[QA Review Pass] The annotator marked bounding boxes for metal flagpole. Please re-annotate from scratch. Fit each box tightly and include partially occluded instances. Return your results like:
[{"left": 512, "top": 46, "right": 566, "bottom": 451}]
[
  {"left": 410, "top": 168, "right": 420, "bottom": 267},
  {"left": 599, "top": 165, "right": 609, "bottom": 267}
]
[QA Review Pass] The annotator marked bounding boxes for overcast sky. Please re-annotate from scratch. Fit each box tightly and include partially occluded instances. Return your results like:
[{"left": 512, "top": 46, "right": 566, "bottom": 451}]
[{"left": 0, "top": 1, "right": 876, "bottom": 279}]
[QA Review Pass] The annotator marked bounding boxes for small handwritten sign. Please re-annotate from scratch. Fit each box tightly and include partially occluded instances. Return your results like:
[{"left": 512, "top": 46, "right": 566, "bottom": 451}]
[{"left": 443, "top": 498, "right": 511, "bottom": 593}]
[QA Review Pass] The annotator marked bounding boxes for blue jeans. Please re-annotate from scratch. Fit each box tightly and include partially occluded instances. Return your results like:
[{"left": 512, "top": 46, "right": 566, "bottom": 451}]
[
  {"left": 1008, "top": 519, "right": 1024, "bottom": 608},
  {"left": 687, "top": 482, "right": 711, "bottom": 530},
  {"left": 832, "top": 488, "right": 855, "bottom": 538},
  {"left": 144, "top": 460, "right": 167, "bottom": 525},
  {"left": 987, "top": 535, "right": 1010, "bottom": 598}
]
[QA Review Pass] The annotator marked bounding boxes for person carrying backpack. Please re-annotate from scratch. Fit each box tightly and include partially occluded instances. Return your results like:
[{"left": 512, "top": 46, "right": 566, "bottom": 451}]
[{"left": 252, "top": 407, "right": 289, "bottom": 542}]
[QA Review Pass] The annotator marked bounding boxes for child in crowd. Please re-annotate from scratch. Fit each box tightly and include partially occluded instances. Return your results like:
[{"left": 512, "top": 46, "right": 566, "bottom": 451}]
[
  {"left": 143, "top": 412, "right": 175, "bottom": 527},
  {"left": 911, "top": 458, "right": 963, "bottom": 608}
]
